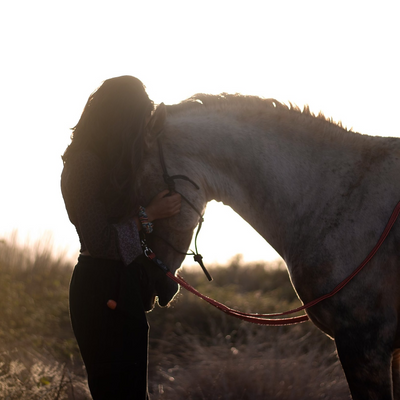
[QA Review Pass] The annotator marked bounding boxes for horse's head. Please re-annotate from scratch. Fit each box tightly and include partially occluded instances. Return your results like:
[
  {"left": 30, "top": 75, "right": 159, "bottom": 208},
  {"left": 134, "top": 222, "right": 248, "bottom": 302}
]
[{"left": 137, "top": 103, "right": 208, "bottom": 311}]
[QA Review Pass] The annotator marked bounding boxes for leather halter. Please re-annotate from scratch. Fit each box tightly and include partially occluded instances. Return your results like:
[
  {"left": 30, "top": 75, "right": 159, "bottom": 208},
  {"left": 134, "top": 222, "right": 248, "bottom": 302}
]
[{"left": 143, "top": 132, "right": 212, "bottom": 281}]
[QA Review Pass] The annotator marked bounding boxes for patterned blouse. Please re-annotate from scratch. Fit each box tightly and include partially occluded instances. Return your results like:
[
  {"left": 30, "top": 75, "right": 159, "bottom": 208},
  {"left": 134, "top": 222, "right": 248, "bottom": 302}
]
[{"left": 61, "top": 150, "right": 142, "bottom": 265}]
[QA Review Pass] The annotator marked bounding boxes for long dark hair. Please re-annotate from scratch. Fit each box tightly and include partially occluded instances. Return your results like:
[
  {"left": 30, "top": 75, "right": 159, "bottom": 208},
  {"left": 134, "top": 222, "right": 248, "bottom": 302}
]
[{"left": 62, "top": 75, "right": 154, "bottom": 220}]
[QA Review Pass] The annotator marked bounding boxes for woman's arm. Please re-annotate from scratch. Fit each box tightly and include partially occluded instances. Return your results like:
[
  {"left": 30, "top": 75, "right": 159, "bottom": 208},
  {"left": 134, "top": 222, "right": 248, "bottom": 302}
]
[{"left": 62, "top": 152, "right": 182, "bottom": 265}]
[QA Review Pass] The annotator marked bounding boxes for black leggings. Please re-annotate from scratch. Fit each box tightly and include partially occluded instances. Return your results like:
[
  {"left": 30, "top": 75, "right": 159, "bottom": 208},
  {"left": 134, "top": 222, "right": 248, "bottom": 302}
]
[{"left": 69, "top": 256, "right": 149, "bottom": 399}]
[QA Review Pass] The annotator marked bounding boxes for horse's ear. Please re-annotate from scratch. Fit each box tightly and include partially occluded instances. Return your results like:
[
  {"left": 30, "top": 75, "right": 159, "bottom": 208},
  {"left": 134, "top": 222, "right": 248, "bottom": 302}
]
[{"left": 145, "top": 103, "right": 167, "bottom": 148}]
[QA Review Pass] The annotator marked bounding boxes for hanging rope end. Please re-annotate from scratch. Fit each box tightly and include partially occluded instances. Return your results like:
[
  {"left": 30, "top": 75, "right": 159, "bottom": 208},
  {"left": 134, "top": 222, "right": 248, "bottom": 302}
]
[{"left": 194, "top": 254, "right": 213, "bottom": 281}]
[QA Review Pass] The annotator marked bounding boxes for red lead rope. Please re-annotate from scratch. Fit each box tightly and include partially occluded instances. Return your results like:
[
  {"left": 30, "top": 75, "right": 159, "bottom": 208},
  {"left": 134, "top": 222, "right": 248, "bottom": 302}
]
[
  {"left": 165, "top": 271, "right": 309, "bottom": 325},
  {"left": 146, "top": 201, "right": 400, "bottom": 326}
]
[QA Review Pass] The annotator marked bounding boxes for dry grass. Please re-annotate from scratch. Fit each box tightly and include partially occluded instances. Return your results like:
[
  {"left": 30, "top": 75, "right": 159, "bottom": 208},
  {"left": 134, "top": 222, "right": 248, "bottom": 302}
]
[
  {"left": 0, "top": 234, "right": 350, "bottom": 399},
  {"left": 0, "top": 348, "right": 90, "bottom": 400},
  {"left": 149, "top": 334, "right": 348, "bottom": 400}
]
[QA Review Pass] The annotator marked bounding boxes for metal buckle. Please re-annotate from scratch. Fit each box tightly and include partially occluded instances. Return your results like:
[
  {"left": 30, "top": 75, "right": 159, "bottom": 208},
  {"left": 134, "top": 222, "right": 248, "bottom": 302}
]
[{"left": 141, "top": 238, "right": 152, "bottom": 258}]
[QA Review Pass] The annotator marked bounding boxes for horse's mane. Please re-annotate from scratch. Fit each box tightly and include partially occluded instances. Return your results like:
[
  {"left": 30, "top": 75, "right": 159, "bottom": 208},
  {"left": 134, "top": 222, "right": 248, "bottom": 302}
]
[{"left": 166, "top": 93, "right": 349, "bottom": 132}]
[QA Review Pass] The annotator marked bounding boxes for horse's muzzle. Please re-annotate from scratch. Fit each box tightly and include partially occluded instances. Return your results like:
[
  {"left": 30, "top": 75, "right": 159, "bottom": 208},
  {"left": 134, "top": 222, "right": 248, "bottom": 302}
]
[{"left": 136, "top": 255, "right": 179, "bottom": 312}]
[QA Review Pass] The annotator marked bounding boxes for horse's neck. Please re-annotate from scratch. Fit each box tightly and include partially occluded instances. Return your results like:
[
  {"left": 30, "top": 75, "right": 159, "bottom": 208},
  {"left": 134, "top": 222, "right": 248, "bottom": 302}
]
[{"left": 187, "top": 115, "right": 371, "bottom": 259}]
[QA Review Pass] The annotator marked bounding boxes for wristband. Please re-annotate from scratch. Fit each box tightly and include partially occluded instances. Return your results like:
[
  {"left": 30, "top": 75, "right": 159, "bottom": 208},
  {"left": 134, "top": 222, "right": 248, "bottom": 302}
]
[{"left": 138, "top": 206, "right": 154, "bottom": 234}]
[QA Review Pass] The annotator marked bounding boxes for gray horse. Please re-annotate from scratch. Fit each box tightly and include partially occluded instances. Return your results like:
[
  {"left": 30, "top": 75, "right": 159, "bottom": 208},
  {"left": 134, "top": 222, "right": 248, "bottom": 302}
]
[{"left": 137, "top": 94, "right": 400, "bottom": 400}]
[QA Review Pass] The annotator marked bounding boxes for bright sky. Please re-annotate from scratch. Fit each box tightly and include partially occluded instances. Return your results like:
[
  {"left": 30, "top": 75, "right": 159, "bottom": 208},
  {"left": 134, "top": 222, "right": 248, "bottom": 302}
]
[{"left": 1, "top": 1, "right": 399, "bottom": 266}]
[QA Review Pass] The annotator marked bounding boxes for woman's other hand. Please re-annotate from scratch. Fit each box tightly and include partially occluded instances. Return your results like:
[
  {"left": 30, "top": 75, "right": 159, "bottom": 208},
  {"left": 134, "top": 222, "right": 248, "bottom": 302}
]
[{"left": 145, "top": 190, "right": 181, "bottom": 221}]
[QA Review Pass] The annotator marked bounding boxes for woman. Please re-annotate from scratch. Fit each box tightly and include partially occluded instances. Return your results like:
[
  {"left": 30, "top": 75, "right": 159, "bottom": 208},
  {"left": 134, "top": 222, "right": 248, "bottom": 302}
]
[{"left": 61, "top": 76, "right": 181, "bottom": 399}]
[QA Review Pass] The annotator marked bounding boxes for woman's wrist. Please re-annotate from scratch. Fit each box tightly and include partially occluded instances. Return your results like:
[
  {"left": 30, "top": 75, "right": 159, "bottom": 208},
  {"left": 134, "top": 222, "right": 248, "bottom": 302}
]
[{"left": 144, "top": 206, "right": 154, "bottom": 222}]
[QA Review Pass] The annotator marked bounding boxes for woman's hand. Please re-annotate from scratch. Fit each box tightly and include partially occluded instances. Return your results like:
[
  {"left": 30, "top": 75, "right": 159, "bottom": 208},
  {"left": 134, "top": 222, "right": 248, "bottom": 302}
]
[{"left": 145, "top": 190, "right": 181, "bottom": 222}]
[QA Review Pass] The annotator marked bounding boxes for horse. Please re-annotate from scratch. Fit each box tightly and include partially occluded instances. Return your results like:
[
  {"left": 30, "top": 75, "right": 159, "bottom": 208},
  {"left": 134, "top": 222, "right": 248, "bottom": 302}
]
[{"left": 137, "top": 93, "right": 400, "bottom": 400}]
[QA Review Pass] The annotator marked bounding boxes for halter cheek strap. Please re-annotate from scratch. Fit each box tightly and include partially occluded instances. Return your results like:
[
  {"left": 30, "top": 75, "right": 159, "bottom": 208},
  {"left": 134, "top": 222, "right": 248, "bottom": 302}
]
[{"left": 145, "top": 134, "right": 212, "bottom": 281}]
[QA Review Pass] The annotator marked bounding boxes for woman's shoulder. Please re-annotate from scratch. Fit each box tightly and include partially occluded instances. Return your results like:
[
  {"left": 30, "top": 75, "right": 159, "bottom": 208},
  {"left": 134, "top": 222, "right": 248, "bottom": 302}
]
[
  {"left": 62, "top": 150, "right": 105, "bottom": 191},
  {"left": 64, "top": 150, "right": 106, "bottom": 176},
  {"left": 68, "top": 149, "right": 101, "bottom": 167}
]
